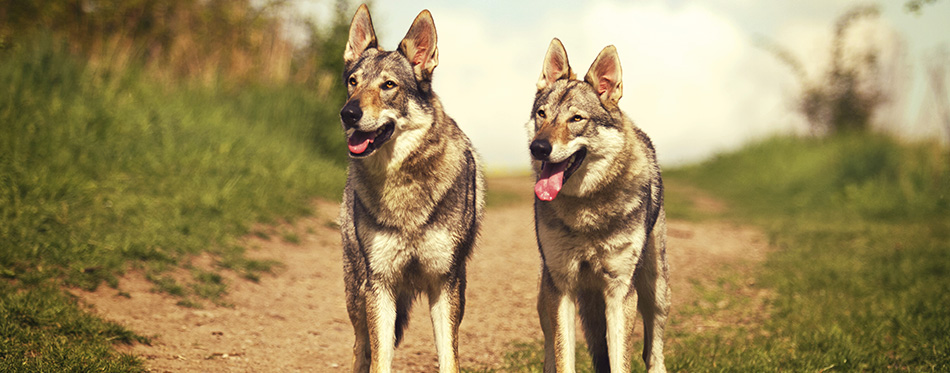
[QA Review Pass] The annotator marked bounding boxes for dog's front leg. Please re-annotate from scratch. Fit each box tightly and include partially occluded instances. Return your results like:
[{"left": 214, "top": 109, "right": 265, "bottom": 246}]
[
  {"left": 366, "top": 283, "right": 397, "bottom": 373},
  {"left": 604, "top": 279, "right": 636, "bottom": 373},
  {"left": 539, "top": 268, "right": 576, "bottom": 373},
  {"left": 428, "top": 277, "right": 463, "bottom": 373}
]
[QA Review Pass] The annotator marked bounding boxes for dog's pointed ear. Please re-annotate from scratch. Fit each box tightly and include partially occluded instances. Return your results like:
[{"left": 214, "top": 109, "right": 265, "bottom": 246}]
[
  {"left": 344, "top": 4, "right": 378, "bottom": 66},
  {"left": 584, "top": 45, "right": 623, "bottom": 107},
  {"left": 398, "top": 9, "right": 439, "bottom": 81},
  {"left": 537, "top": 38, "right": 574, "bottom": 91}
]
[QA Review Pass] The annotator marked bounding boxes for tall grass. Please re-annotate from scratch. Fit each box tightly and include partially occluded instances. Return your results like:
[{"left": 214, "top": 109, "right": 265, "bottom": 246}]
[
  {"left": 662, "top": 134, "right": 950, "bottom": 371},
  {"left": 3, "top": 1, "right": 299, "bottom": 85},
  {"left": 676, "top": 134, "right": 949, "bottom": 221},
  {"left": 0, "top": 37, "right": 346, "bottom": 369},
  {"left": 0, "top": 282, "right": 147, "bottom": 372}
]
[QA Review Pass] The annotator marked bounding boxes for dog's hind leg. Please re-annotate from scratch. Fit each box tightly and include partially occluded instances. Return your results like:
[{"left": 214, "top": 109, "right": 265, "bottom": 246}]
[
  {"left": 577, "top": 288, "right": 609, "bottom": 373},
  {"left": 428, "top": 274, "right": 465, "bottom": 373},
  {"left": 538, "top": 268, "right": 576, "bottom": 373},
  {"left": 635, "top": 212, "right": 670, "bottom": 373}
]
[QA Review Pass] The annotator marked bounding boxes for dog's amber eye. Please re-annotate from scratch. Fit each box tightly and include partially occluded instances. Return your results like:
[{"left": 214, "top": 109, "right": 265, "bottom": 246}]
[
  {"left": 536, "top": 109, "right": 546, "bottom": 118},
  {"left": 348, "top": 77, "right": 358, "bottom": 86},
  {"left": 570, "top": 115, "right": 584, "bottom": 122},
  {"left": 383, "top": 80, "right": 397, "bottom": 90}
]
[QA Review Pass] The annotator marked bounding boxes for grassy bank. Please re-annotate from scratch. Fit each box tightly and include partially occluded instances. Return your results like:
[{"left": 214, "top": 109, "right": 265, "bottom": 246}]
[
  {"left": 0, "top": 38, "right": 346, "bottom": 369},
  {"left": 663, "top": 134, "right": 949, "bottom": 371},
  {"left": 490, "top": 134, "right": 949, "bottom": 372}
]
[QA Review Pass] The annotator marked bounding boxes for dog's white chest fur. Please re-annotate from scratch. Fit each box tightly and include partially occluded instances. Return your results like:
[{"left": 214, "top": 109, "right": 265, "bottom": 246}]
[
  {"left": 359, "top": 224, "right": 457, "bottom": 283},
  {"left": 538, "top": 224, "right": 645, "bottom": 291}
]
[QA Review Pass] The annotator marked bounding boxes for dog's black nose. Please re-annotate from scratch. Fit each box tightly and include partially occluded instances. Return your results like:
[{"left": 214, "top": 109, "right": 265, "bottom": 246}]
[
  {"left": 530, "top": 139, "right": 552, "bottom": 160},
  {"left": 340, "top": 101, "right": 362, "bottom": 128}
]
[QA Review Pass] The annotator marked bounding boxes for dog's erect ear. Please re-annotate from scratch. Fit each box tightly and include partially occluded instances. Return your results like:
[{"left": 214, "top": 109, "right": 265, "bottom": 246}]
[
  {"left": 344, "top": 4, "right": 378, "bottom": 66},
  {"left": 537, "top": 38, "right": 574, "bottom": 91},
  {"left": 584, "top": 45, "right": 623, "bottom": 107},
  {"left": 398, "top": 10, "right": 439, "bottom": 81}
]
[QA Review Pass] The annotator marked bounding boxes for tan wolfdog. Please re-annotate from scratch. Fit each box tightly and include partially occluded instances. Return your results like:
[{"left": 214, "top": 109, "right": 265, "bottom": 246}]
[
  {"left": 529, "top": 38, "right": 671, "bottom": 373},
  {"left": 338, "top": 5, "right": 485, "bottom": 372}
]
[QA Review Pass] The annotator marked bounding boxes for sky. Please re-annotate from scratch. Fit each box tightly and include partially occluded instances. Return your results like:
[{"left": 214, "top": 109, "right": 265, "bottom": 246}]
[{"left": 293, "top": 0, "right": 950, "bottom": 170}]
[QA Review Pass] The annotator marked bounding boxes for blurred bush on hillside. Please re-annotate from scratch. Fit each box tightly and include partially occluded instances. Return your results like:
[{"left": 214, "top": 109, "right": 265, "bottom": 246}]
[
  {"left": 758, "top": 5, "right": 908, "bottom": 135},
  {"left": 0, "top": 0, "right": 352, "bottom": 94}
]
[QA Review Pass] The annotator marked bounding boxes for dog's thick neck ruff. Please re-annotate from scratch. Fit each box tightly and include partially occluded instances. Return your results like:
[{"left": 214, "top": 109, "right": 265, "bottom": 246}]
[
  {"left": 537, "top": 149, "right": 650, "bottom": 235},
  {"left": 349, "top": 109, "right": 468, "bottom": 232}
]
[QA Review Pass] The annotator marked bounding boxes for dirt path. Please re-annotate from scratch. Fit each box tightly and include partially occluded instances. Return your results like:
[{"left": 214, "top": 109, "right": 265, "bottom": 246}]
[{"left": 78, "top": 177, "right": 770, "bottom": 372}]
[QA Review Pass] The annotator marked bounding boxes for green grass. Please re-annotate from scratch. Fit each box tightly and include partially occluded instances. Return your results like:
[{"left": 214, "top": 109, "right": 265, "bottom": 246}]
[
  {"left": 488, "top": 134, "right": 949, "bottom": 371},
  {"left": 0, "top": 282, "right": 147, "bottom": 372},
  {"left": 0, "top": 36, "right": 347, "bottom": 369},
  {"left": 664, "top": 134, "right": 950, "bottom": 371}
]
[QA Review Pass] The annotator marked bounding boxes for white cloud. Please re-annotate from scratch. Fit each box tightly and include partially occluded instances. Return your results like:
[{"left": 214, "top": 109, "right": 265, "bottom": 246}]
[
  {"left": 428, "top": 10, "right": 540, "bottom": 171},
  {"left": 342, "top": 0, "right": 950, "bottom": 169},
  {"left": 425, "top": 1, "right": 805, "bottom": 168}
]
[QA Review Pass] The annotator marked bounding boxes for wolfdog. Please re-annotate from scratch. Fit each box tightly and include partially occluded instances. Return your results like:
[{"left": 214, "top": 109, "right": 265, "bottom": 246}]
[
  {"left": 528, "top": 38, "right": 671, "bottom": 373},
  {"left": 338, "top": 4, "right": 484, "bottom": 372}
]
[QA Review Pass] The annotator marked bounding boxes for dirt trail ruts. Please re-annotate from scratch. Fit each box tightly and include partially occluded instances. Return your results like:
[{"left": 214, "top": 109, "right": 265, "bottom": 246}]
[{"left": 78, "top": 177, "right": 770, "bottom": 372}]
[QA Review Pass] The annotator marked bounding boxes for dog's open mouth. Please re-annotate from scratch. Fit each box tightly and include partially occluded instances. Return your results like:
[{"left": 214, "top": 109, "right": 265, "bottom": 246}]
[
  {"left": 347, "top": 122, "right": 395, "bottom": 157},
  {"left": 535, "top": 148, "right": 587, "bottom": 201}
]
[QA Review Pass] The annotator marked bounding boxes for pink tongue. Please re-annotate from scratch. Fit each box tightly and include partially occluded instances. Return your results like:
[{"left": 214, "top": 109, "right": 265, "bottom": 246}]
[
  {"left": 347, "top": 131, "right": 374, "bottom": 154},
  {"left": 535, "top": 161, "right": 568, "bottom": 201}
]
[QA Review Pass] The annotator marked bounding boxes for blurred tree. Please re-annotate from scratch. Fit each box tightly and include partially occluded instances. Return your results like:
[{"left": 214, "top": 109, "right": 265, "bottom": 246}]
[
  {"left": 292, "top": 0, "right": 356, "bottom": 98},
  {"left": 923, "top": 46, "right": 950, "bottom": 144},
  {"left": 0, "top": 0, "right": 355, "bottom": 88},
  {"left": 905, "top": 0, "right": 943, "bottom": 14},
  {"left": 758, "top": 5, "right": 894, "bottom": 135}
]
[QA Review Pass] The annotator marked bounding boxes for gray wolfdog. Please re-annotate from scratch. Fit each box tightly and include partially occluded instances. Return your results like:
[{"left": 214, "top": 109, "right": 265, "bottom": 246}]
[
  {"left": 528, "top": 38, "right": 671, "bottom": 373},
  {"left": 338, "top": 4, "right": 484, "bottom": 372}
]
